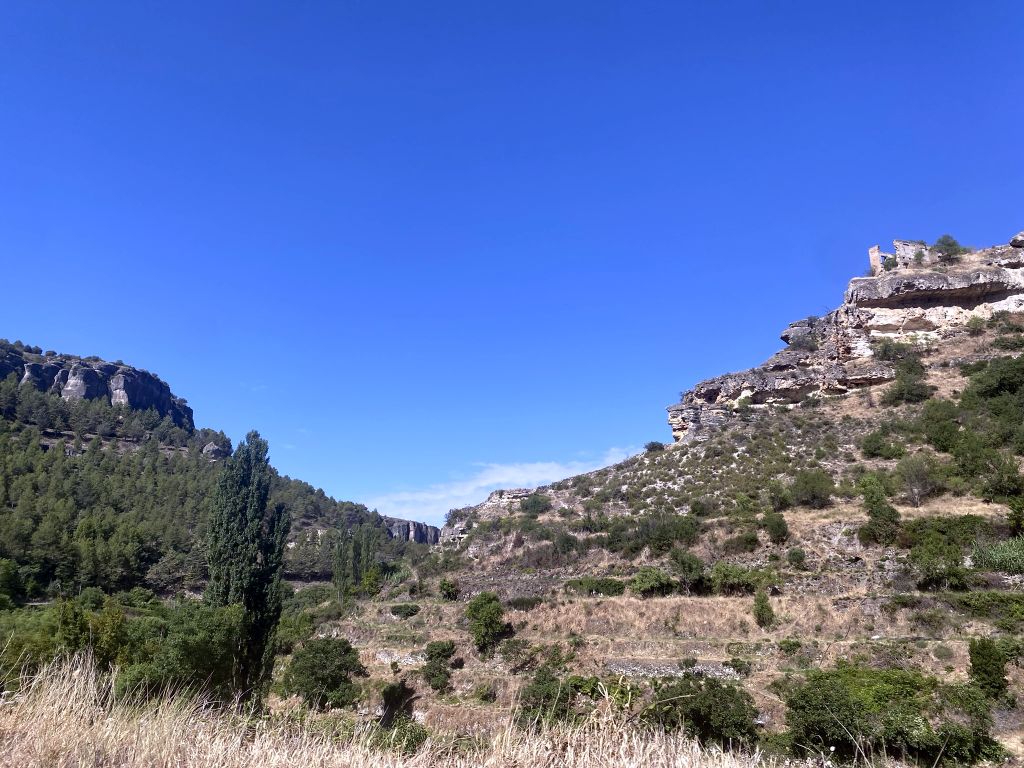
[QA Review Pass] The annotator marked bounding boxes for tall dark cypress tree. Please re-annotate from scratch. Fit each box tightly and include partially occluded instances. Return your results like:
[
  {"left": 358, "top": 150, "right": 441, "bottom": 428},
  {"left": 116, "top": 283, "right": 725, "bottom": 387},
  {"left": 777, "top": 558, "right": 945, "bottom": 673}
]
[{"left": 205, "top": 430, "right": 290, "bottom": 703}]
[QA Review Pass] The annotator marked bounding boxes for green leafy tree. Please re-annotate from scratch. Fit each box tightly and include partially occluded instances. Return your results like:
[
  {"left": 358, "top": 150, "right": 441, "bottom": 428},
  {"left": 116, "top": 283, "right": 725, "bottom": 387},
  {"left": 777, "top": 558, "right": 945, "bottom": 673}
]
[
  {"left": 283, "top": 638, "right": 367, "bottom": 709},
  {"left": 968, "top": 637, "right": 1007, "bottom": 699},
  {"left": 439, "top": 577, "right": 460, "bottom": 601},
  {"left": 790, "top": 469, "right": 834, "bottom": 509},
  {"left": 753, "top": 589, "right": 775, "bottom": 628},
  {"left": 669, "top": 548, "right": 705, "bottom": 594},
  {"left": 421, "top": 640, "right": 457, "bottom": 692},
  {"left": 642, "top": 676, "right": 758, "bottom": 746},
  {"left": 465, "top": 591, "right": 506, "bottom": 655},
  {"left": 630, "top": 566, "right": 674, "bottom": 597},
  {"left": 205, "top": 431, "right": 291, "bottom": 703}
]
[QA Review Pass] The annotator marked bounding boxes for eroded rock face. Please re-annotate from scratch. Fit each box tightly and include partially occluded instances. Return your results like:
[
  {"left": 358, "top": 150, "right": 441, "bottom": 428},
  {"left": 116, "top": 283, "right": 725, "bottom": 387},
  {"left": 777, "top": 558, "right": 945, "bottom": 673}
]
[
  {"left": 0, "top": 346, "right": 193, "bottom": 429},
  {"left": 383, "top": 517, "right": 440, "bottom": 545},
  {"left": 1011, "top": 232, "right": 1024, "bottom": 248},
  {"left": 667, "top": 241, "right": 1024, "bottom": 442}
]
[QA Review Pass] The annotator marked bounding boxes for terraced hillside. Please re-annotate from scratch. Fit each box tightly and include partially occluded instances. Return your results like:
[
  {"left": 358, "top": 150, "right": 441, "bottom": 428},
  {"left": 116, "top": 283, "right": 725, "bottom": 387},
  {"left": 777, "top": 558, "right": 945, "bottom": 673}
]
[{"left": 317, "top": 235, "right": 1024, "bottom": 758}]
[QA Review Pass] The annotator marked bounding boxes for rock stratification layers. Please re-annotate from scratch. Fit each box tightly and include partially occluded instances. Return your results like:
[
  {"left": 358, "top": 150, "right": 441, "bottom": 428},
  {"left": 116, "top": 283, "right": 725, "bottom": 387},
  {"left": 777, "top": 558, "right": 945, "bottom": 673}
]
[{"left": 668, "top": 238, "right": 1024, "bottom": 442}]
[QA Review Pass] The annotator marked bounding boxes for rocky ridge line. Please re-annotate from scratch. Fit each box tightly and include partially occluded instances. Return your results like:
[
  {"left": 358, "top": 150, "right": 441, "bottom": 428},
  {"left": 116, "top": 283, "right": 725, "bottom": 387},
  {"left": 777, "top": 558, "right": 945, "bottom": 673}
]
[
  {"left": 667, "top": 234, "right": 1024, "bottom": 442},
  {"left": 1, "top": 345, "right": 194, "bottom": 429}
]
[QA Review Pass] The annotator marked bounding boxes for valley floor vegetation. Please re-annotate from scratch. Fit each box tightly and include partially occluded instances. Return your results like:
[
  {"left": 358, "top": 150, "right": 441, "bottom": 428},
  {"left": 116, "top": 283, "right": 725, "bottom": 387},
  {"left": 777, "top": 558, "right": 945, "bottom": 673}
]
[
  {"left": 2, "top": 657, "right": 776, "bottom": 768},
  {"left": 3, "top": 332, "right": 1024, "bottom": 764}
]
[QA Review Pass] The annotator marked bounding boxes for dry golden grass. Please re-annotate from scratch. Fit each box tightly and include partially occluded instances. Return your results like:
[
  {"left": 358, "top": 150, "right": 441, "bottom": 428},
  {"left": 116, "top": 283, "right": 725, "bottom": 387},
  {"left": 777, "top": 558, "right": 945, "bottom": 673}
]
[{"left": 0, "top": 657, "right": 775, "bottom": 768}]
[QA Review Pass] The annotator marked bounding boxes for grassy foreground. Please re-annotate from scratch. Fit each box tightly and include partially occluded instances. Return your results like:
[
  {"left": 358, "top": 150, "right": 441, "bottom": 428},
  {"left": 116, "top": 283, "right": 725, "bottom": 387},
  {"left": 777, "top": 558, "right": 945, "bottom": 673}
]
[{"left": 0, "top": 658, "right": 771, "bottom": 768}]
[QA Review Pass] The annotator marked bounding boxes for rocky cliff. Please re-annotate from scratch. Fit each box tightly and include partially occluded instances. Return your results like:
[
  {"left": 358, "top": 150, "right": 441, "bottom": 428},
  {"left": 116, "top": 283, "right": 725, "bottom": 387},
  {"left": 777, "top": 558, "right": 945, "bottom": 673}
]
[
  {"left": 0, "top": 344, "right": 194, "bottom": 429},
  {"left": 667, "top": 234, "right": 1024, "bottom": 442},
  {"left": 383, "top": 516, "right": 441, "bottom": 545}
]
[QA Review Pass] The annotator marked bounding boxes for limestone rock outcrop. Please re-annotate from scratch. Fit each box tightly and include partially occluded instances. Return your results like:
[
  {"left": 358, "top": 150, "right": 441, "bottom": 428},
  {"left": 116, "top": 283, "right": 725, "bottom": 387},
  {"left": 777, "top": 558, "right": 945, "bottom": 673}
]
[
  {"left": 0, "top": 345, "right": 193, "bottom": 429},
  {"left": 668, "top": 240, "right": 1024, "bottom": 442},
  {"left": 1011, "top": 232, "right": 1024, "bottom": 248},
  {"left": 383, "top": 517, "right": 441, "bottom": 545}
]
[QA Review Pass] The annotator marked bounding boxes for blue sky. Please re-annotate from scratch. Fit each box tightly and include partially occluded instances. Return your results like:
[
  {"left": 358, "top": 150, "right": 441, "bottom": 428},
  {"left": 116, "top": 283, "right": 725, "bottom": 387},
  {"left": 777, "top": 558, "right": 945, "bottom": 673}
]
[{"left": 1, "top": 2, "right": 1022, "bottom": 525}]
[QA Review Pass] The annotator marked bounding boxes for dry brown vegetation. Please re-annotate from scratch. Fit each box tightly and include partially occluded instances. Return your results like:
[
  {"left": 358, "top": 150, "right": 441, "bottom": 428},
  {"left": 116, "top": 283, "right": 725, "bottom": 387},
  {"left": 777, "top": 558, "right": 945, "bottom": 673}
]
[{"left": 0, "top": 657, "right": 776, "bottom": 768}]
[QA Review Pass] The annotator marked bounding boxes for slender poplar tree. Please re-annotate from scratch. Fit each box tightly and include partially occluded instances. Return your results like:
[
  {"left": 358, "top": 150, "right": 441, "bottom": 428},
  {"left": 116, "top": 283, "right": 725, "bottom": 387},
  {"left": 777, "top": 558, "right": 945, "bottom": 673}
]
[{"left": 205, "top": 430, "right": 290, "bottom": 703}]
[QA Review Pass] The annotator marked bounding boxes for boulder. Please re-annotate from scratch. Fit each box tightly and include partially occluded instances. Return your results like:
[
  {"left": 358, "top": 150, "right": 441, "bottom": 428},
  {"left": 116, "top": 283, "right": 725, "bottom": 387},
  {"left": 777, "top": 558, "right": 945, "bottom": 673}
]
[
  {"left": 1012, "top": 231, "right": 1024, "bottom": 248},
  {"left": 202, "top": 442, "right": 230, "bottom": 460}
]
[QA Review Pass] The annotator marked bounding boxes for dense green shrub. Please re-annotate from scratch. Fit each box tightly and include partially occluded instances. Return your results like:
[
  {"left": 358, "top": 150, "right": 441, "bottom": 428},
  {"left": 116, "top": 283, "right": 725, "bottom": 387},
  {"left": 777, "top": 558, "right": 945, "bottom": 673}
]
[
  {"left": 932, "top": 234, "right": 970, "bottom": 263},
  {"left": 861, "top": 429, "right": 905, "bottom": 459},
  {"left": 722, "top": 530, "right": 760, "bottom": 554},
  {"left": 709, "top": 562, "right": 768, "bottom": 595},
  {"left": 630, "top": 566, "right": 674, "bottom": 598},
  {"left": 438, "top": 578, "right": 460, "bottom": 601},
  {"left": 761, "top": 512, "right": 789, "bottom": 544},
  {"left": 858, "top": 474, "right": 901, "bottom": 546},
  {"left": 766, "top": 479, "right": 792, "bottom": 512},
  {"left": 520, "top": 493, "right": 553, "bottom": 518},
  {"left": 753, "top": 590, "right": 775, "bottom": 628},
  {"left": 465, "top": 592, "right": 507, "bottom": 655},
  {"left": 669, "top": 548, "right": 706, "bottom": 593},
  {"left": 283, "top": 638, "right": 367, "bottom": 710},
  {"left": 506, "top": 595, "right": 544, "bottom": 611},
  {"left": 882, "top": 357, "right": 932, "bottom": 406},
  {"left": 786, "top": 547, "right": 806, "bottom": 569},
  {"left": 516, "top": 665, "right": 591, "bottom": 726},
  {"left": 642, "top": 676, "right": 758, "bottom": 746},
  {"left": 785, "top": 664, "right": 997, "bottom": 764},
  {"left": 644, "top": 441, "right": 666, "bottom": 453},
  {"left": 968, "top": 638, "right": 1007, "bottom": 699},
  {"left": 390, "top": 603, "right": 420, "bottom": 619},
  {"left": 790, "top": 469, "right": 834, "bottom": 509},
  {"left": 909, "top": 532, "right": 970, "bottom": 591},
  {"left": 565, "top": 576, "right": 625, "bottom": 597},
  {"left": 421, "top": 640, "right": 457, "bottom": 692}
]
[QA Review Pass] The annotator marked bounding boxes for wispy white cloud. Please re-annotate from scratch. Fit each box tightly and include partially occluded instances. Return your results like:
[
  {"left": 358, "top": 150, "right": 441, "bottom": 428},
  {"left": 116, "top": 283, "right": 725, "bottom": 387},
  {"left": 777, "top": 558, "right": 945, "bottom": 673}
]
[{"left": 365, "top": 447, "right": 637, "bottom": 527}]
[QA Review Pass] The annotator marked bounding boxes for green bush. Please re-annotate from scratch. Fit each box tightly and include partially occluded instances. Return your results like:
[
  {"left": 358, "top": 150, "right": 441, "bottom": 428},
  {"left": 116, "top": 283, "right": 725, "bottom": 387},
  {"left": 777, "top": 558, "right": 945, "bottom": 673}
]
[
  {"left": 861, "top": 429, "right": 905, "bottom": 459},
  {"left": 882, "top": 357, "right": 932, "bottom": 406},
  {"left": 565, "top": 577, "right": 625, "bottom": 597},
  {"left": 753, "top": 590, "right": 775, "bottom": 629},
  {"left": 669, "top": 548, "right": 706, "bottom": 593},
  {"left": 642, "top": 676, "right": 758, "bottom": 746},
  {"left": 895, "top": 452, "right": 945, "bottom": 506},
  {"left": 945, "top": 591, "right": 1024, "bottom": 632},
  {"left": 968, "top": 638, "right": 1007, "bottom": 700},
  {"left": 932, "top": 234, "right": 970, "bottom": 263},
  {"left": 283, "top": 638, "right": 367, "bottom": 710},
  {"left": 790, "top": 469, "right": 834, "bottom": 509},
  {"left": 516, "top": 665, "right": 588, "bottom": 726},
  {"left": 506, "top": 595, "right": 544, "bottom": 611},
  {"left": 766, "top": 480, "right": 792, "bottom": 511},
  {"left": 520, "top": 493, "right": 553, "bottom": 518},
  {"left": 909, "top": 532, "right": 970, "bottom": 591},
  {"left": 761, "top": 512, "right": 789, "bottom": 544},
  {"left": 465, "top": 592, "right": 507, "bottom": 655},
  {"left": 785, "top": 664, "right": 997, "bottom": 764},
  {"left": 858, "top": 474, "right": 902, "bottom": 546},
  {"left": 722, "top": 530, "right": 759, "bottom": 553},
  {"left": 786, "top": 547, "right": 806, "bottom": 569},
  {"left": 390, "top": 603, "right": 421, "bottom": 620},
  {"left": 629, "top": 566, "right": 674, "bottom": 598},
  {"left": 644, "top": 441, "right": 666, "bottom": 453},
  {"left": 421, "top": 640, "right": 457, "bottom": 692},
  {"left": 438, "top": 578, "right": 460, "bottom": 601},
  {"left": 709, "top": 562, "right": 768, "bottom": 595}
]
